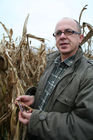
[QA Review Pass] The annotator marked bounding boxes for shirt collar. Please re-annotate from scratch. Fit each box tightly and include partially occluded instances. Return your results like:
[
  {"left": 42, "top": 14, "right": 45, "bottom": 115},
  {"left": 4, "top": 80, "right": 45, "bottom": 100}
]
[{"left": 54, "top": 54, "right": 76, "bottom": 67}]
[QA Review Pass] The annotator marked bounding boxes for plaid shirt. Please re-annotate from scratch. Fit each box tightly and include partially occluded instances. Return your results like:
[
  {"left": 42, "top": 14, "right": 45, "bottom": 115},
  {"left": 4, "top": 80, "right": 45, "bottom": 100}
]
[{"left": 38, "top": 55, "right": 75, "bottom": 110}]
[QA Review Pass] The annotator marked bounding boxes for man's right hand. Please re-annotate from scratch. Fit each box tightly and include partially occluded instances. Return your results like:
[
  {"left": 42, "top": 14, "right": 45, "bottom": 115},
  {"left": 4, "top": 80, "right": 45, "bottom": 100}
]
[{"left": 15, "top": 95, "right": 35, "bottom": 106}]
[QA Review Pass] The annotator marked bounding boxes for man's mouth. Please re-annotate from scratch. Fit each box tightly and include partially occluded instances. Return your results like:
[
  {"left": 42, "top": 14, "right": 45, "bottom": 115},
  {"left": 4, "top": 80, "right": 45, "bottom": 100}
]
[{"left": 59, "top": 43, "right": 69, "bottom": 46}]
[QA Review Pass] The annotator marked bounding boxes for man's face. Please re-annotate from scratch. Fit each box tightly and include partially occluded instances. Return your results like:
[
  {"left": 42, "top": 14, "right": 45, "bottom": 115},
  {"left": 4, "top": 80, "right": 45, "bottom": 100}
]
[{"left": 55, "top": 18, "right": 83, "bottom": 59}]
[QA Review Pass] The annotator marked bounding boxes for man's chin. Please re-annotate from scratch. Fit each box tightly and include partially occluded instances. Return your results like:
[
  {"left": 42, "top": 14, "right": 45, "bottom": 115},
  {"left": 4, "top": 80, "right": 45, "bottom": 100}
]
[{"left": 60, "top": 49, "right": 71, "bottom": 55}]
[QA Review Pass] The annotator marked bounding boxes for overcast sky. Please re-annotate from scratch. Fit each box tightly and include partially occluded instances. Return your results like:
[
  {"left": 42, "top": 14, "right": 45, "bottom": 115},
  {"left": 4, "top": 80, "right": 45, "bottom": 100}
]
[{"left": 0, "top": 0, "right": 93, "bottom": 47}]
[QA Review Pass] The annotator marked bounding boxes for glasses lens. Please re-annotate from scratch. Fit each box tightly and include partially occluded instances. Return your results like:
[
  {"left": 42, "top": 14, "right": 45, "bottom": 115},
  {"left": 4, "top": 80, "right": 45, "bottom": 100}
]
[
  {"left": 64, "top": 29, "right": 74, "bottom": 36},
  {"left": 54, "top": 30, "right": 62, "bottom": 37}
]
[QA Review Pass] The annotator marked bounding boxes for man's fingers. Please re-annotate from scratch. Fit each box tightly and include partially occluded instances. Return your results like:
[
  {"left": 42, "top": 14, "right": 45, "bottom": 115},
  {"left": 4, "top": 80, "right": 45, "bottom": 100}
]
[
  {"left": 19, "top": 111, "right": 31, "bottom": 120},
  {"left": 19, "top": 111, "right": 31, "bottom": 125}
]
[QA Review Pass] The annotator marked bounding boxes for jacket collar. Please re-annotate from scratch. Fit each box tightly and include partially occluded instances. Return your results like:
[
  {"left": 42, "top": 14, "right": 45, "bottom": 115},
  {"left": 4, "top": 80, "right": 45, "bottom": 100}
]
[{"left": 47, "top": 47, "right": 83, "bottom": 67}]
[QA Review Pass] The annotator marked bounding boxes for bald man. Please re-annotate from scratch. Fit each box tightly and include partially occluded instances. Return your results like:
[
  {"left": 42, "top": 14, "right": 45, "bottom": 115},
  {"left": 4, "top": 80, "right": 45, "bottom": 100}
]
[{"left": 16, "top": 17, "right": 93, "bottom": 140}]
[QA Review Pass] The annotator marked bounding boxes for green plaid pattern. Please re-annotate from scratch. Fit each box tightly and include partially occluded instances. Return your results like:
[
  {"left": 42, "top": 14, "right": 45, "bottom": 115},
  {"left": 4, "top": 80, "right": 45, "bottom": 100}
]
[{"left": 38, "top": 55, "right": 75, "bottom": 110}]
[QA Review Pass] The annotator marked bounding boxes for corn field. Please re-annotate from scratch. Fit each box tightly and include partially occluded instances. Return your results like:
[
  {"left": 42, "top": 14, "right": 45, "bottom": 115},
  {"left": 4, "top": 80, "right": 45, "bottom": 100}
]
[{"left": 0, "top": 5, "right": 93, "bottom": 140}]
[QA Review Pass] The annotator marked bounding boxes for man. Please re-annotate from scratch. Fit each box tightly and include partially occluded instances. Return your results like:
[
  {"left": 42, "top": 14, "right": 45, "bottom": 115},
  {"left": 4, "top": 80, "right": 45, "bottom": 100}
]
[{"left": 16, "top": 17, "right": 93, "bottom": 140}]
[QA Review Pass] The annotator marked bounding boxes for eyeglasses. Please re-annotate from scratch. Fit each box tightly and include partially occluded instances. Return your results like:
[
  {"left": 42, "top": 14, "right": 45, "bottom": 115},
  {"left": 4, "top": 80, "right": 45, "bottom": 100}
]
[{"left": 53, "top": 29, "right": 81, "bottom": 37}]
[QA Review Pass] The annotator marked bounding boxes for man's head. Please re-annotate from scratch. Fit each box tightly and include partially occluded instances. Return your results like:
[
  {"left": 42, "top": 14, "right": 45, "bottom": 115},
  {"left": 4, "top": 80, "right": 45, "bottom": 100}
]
[{"left": 53, "top": 17, "right": 83, "bottom": 60}]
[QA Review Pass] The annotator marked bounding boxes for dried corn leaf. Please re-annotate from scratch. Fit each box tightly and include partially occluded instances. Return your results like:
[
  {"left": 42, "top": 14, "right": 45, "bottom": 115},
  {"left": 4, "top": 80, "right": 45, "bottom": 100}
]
[{"left": 79, "top": 4, "right": 88, "bottom": 24}]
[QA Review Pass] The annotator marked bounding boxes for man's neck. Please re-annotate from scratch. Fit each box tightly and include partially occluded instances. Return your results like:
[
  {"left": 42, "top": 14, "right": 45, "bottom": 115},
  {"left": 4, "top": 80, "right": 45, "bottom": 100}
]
[{"left": 61, "top": 50, "right": 78, "bottom": 61}]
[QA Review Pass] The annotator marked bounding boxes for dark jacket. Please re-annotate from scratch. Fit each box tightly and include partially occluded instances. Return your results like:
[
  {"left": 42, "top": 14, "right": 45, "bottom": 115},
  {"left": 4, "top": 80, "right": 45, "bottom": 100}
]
[{"left": 26, "top": 48, "right": 93, "bottom": 140}]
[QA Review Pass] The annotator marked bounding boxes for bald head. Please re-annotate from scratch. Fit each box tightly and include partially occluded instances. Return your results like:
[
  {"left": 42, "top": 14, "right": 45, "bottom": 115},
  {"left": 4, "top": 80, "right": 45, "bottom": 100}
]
[{"left": 55, "top": 17, "right": 81, "bottom": 33}]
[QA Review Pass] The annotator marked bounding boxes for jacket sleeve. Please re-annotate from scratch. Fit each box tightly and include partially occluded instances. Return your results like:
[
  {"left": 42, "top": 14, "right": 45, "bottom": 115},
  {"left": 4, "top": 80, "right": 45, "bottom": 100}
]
[{"left": 27, "top": 67, "right": 93, "bottom": 140}]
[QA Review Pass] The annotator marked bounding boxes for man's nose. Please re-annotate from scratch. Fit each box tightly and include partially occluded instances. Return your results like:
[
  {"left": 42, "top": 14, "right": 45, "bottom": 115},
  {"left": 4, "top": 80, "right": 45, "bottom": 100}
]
[{"left": 60, "top": 32, "right": 66, "bottom": 38}]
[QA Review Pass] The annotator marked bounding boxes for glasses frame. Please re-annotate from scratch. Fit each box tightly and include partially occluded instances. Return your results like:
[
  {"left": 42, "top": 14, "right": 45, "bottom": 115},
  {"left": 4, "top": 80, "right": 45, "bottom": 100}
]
[{"left": 53, "top": 29, "right": 81, "bottom": 37}]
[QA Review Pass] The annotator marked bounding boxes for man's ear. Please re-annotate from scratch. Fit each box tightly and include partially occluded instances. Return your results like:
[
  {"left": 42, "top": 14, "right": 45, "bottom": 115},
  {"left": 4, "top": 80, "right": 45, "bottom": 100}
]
[{"left": 79, "top": 34, "right": 84, "bottom": 43}]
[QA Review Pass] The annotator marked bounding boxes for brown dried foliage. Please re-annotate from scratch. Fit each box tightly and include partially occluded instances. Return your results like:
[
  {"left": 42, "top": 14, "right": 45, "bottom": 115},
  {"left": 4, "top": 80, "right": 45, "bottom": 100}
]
[
  {"left": 0, "top": 15, "right": 46, "bottom": 140},
  {"left": 79, "top": 5, "right": 93, "bottom": 58}
]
